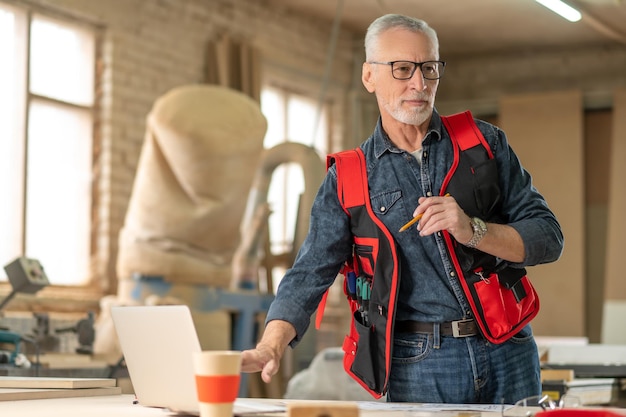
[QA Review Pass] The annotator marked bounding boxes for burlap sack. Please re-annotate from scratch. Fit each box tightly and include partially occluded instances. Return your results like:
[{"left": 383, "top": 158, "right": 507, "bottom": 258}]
[{"left": 116, "top": 85, "right": 267, "bottom": 288}]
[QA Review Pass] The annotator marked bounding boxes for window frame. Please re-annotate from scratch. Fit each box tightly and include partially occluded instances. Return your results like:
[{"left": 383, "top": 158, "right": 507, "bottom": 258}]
[
  {"left": 0, "top": 1, "right": 103, "bottom": 312},
  {"left": 260, "top": 82, "right": 332, "bottom": 289}
]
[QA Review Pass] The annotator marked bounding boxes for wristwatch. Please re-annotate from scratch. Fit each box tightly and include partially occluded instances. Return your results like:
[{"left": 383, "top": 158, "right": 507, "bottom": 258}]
[{"left": 465, "top": 217, "right": 487, "bottom": 248}]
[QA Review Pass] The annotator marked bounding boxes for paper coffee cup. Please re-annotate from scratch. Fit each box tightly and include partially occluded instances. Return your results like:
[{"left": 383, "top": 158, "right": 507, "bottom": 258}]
[{"left": 192, "top": 350, "right": 242, "bottom": 417}]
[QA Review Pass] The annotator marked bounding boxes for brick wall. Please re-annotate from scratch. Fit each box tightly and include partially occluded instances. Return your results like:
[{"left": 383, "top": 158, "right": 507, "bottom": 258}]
[{"left": 19, "top": 0, "right": 358, "bottom": 294}]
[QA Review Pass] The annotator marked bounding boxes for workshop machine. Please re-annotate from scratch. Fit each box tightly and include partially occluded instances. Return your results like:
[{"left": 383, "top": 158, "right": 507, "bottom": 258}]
[
  {"left": 0, "top": 330, "right": 22, "bottom": 365},
  {"left": 0, "top": 257, "right": 50, "bottom": 366}
]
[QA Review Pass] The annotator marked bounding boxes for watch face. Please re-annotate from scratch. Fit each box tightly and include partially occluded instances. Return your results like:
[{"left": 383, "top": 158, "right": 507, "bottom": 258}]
[{"left": 475, "top": 217, "right": 487, "bottom": 232}]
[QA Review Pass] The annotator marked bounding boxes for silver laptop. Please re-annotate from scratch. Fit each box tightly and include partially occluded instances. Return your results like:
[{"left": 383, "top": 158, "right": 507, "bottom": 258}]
[{"left": 111, "top": 304, "right": 201, "bottom": 413}]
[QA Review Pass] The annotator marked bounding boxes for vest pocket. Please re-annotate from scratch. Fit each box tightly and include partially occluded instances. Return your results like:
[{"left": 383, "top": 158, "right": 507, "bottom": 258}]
[
  {"left": 472, "top": 158, "right": 501, "bottom": 218},
  {"left": 354, "top": 237, "right": 378, "bottom": 279},
  {"left": 467, "top": 269, "right": 539, "bottom": 342},
  {"left": 349, "top": 310, "right": 378, "bottom": 390},
  {"left": 342, "top": 301, "right": 380, "bottom": 393},
  {"left": 355, "top": 245, "right": 374, "bottom": 278}
]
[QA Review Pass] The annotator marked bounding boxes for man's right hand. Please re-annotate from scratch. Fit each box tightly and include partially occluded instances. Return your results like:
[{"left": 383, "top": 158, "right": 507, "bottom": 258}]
[
  {"left": 240, "top": 320, "right": 297, "bottom": 383},
  {"left": 241, "top": 344, "right": 282, "bottom": 383}
]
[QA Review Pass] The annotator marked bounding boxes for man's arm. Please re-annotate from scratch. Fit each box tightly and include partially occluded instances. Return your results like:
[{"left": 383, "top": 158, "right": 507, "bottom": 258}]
[
  {"left": 459, "top": 220, "right": 525, "bottom": 263},
  {"left": 413, "top": 195, "right": 526, "bottom": 263},
  {"left": 241, "top": 319, "right": 296, "bottom": 383}
]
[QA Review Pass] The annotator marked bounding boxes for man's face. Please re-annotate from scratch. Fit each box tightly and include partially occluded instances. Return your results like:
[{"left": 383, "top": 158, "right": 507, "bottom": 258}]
[{"left": 362, "top": 28, "right": 440, "bottom": 128}]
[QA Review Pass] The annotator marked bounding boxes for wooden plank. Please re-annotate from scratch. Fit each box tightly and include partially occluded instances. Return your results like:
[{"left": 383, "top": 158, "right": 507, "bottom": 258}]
[
  {"left": 35, "top": 353, "right": 110, "bottom": 369},
  {"left": 541, "top": 369, "right": 574, "bottom": 382},
  {"left": 603, "top": 88, "right": 626, "bottom": 344},
  {"left": 500, "top": 90, "right": 585, "bottom": 337},
  {"left": 288, "top": 402, "right": 359, "bottom": 417},
  {"left": 0, "top": 377, "right": 116, "bottom": 389},
  {"left": 0, "top": 386, "right": 121, "bottom": 401}
]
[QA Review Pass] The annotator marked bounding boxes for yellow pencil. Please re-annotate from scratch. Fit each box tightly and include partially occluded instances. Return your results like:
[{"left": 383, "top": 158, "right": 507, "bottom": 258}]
[{"left": 398, "top": 193, "right": 451, "bottom": 233}]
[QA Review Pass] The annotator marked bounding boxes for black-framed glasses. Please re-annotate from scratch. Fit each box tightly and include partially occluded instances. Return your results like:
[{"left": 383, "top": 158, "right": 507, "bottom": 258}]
[{"left": 368, "top": 60, "right": 446, "bottom": 80}]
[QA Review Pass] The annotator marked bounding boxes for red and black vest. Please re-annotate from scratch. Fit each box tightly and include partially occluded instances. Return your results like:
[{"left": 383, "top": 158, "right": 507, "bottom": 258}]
[{"left": 317, "top": 111, "right": 539, "bottom": 398}]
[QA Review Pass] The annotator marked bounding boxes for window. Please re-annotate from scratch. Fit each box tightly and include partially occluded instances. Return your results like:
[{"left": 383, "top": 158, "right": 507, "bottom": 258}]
[
  {"left": 0, "top": 4, "right": 95, "bottom": 285},
  {"left": 260, "top": 86, "right": 329, "bottom": 288}
]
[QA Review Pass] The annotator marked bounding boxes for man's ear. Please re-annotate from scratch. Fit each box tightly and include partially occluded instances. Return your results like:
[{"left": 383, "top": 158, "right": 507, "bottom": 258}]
[{"left": 361, "top": 62, "right": 375, "bottom": 93}]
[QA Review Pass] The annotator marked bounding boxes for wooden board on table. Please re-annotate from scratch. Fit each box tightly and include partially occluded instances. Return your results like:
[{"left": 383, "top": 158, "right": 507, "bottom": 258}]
[
  {"left": 0, "top": 386, "right": 121, "bottom": 401},
  {"left": 0, "top": 377, "right": 116, "bottom": 389},
  {"left": 35, "top": 353, "right": 110, "bottom": 369}
]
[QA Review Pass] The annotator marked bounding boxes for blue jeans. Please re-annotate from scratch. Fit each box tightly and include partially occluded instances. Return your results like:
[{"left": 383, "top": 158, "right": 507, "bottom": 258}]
[{"left": 387, "top": 325, "right": 540, "bottom": 404}]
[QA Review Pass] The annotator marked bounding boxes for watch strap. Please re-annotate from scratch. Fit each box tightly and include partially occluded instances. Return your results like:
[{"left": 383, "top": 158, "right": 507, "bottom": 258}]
[{"left": 466, "top": 217, "right": 486, "bottom": 248}]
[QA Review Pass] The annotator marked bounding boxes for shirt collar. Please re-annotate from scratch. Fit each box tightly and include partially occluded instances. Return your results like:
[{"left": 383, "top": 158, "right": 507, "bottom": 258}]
[{"left": 372, "top": 108, "right": 443, "bottom": 159}]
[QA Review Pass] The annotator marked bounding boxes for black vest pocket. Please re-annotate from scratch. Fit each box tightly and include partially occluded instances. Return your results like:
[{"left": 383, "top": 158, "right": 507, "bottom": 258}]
[
  {"left": 351, "top": 310, "right": 379, "bottom": 390},
  {"left": 472, "top": 158, "right": 501, "bottom": 219},
  {"left": 446, "top": 147, "right": 501, "bottom": 219}
]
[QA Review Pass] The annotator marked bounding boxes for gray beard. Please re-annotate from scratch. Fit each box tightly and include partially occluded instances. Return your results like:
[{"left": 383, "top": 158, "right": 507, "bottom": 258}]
[{"left": 386, "top": 104, "right": 431, "bottom": 126}]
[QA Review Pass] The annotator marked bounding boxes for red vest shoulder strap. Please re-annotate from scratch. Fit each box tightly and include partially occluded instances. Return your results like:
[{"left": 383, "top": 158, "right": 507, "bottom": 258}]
[
  {"left": 327, "top": 148, "right": 368, "bottom": 212},
  {"left": 317, "top": 148, "right": 368, "bottom": 330},
  {"left": 441, "top": 110, "right": 494, "bottom": 158}
]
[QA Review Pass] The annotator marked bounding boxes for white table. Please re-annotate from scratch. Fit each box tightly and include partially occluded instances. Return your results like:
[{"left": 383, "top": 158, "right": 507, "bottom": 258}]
[
  {"left": 0, "top": 394, "right": 503, "bottom": 417},
  {"left": 2, "top": 394, "right": 624, "bottom": 417}
]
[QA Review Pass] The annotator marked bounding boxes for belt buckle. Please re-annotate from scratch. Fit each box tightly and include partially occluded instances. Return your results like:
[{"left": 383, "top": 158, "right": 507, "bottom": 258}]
[{"left": 451, "top": 319, "right": 474, "bottom": 338}]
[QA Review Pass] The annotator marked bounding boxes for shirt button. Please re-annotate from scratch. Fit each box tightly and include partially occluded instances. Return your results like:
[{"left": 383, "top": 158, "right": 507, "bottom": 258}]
[
  {"left": 426, "top": 191, "right": 433, "bottom": 197},
  {"left": 423, "top": 152, "right": 428, "bottom": 158},
  {"left": 380, "top": 206, "right": 386, "bottom": 212},
  {"left": 450, "top": 271, "right": 456, "bottom": 277}
]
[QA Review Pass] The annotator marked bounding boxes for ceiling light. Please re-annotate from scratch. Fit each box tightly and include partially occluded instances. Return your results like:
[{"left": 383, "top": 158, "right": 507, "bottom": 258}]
[{"left": 535, "top": 0, "right": 582, "bottom": 22}]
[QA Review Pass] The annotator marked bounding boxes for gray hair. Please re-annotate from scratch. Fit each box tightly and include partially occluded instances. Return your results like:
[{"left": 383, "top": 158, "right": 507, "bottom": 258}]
[{"left": 364, "top": 14, "right": 439, "bottom": 61}]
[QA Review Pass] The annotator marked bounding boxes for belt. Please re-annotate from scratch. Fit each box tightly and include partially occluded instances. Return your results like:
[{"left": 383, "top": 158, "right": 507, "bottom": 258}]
[{"left": 395, "top": 319, "right": 478, "bottom": 338}]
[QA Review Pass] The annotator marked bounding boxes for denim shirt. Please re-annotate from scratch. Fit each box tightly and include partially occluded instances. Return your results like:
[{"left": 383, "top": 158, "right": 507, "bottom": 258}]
[{"left": 266, "top": 110, "right": 564, "bottom": 347}]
